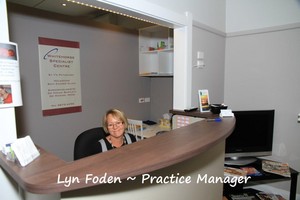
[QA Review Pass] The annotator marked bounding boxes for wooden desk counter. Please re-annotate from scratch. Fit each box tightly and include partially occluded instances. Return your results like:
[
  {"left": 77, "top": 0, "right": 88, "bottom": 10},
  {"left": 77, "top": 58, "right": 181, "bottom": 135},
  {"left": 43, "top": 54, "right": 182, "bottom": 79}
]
[
  {"left": 170, "top": 109, "right": 220, "bottom": 118},
  {"left": 0, "top": 118, "right": 235, "bottom": 194}
]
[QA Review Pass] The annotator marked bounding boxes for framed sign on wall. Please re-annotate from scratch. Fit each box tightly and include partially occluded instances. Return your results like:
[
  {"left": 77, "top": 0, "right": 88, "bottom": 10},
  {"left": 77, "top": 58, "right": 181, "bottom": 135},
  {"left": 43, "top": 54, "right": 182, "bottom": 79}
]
[{"left": 38, "top": 37, "right": 82, "bottom": 116}]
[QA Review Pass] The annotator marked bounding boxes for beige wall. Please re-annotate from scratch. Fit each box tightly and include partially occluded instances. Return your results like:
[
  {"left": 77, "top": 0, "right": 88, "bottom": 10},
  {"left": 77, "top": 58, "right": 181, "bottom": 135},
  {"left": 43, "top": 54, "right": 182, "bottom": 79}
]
[{"left": 7, "top": 4, "right": 171, "bottom": 161}]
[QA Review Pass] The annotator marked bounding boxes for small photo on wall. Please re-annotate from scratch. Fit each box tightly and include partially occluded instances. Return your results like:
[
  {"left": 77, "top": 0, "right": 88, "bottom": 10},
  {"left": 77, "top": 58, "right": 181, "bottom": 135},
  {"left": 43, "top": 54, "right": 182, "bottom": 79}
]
[
  {"left": 0, "top": 85, "right": 13, "bottom": 104},
  {"left": 198, "top": 89, "right": 210, "bottom": 112}
]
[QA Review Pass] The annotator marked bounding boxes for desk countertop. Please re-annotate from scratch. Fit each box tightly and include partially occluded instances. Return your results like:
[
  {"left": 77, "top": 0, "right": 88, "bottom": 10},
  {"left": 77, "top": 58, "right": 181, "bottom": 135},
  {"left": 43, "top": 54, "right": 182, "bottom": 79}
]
[
  {"left": 0, "top": 117, "right": 235, "bottom": 194},
  {"left": 170, "top": 109, "right": 219, "bottom": 118}
]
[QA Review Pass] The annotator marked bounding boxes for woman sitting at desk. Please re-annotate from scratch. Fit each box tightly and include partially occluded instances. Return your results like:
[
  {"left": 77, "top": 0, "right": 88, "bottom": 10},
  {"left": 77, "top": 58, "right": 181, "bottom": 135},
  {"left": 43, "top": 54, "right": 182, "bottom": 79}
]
[{"left": 99, "top": 108, "right": 137, "bottom": 152}]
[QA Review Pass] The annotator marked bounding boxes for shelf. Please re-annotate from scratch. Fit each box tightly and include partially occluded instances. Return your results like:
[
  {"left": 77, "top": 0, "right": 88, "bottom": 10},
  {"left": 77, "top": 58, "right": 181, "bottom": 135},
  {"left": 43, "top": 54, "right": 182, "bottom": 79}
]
[
  {"left": 223, "top": 159, "right": 299, "bottom": 200},
  {"left": 139, "top": 72, "right": 173, "bottom": 77},
  {"left": 141, "top": 48, "right": 173, "bottom": 54},
  {"left": 139, "top": 25, "right": 173, "bottom": 77}
]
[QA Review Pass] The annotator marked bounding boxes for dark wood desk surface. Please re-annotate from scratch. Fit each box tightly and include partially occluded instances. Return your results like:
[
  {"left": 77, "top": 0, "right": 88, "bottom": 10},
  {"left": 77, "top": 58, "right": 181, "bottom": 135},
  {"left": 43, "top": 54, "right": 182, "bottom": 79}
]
[
  {"left": 170, "top": 109, "right": 220, "bottom": 118},
  {"left": 0, "top": 118, "right": 235, "bottom": 194}
]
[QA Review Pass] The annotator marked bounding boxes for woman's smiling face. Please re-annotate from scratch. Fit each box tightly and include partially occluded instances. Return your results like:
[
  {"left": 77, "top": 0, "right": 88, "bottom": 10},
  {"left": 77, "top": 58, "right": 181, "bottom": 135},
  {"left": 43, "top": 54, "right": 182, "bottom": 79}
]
[{"left": 106, "top": 114, "right": 125, "bottom": 138}]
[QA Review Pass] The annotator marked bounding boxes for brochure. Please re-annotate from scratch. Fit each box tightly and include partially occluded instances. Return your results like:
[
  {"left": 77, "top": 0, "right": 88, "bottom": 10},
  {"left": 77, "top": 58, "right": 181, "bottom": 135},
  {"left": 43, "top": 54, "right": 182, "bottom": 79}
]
[
  {"left": 11, "top": 136, "right": 40, "bottom": 167},
  {"left": 256, "top": 192, "right": 286, "bottom": 200},
  {"left": 228, "top": 193, "right": 259, "bottom": 200},
  {"left": 224, "top": 167, "right": 247, "bottom": 177},
  {"left": 0, "top": 42, "right": 23, "bottom": 108},
  {"left": 262, "top": 160, "right": 290, "bottom": 177},
  {"left": 240, "top": 167, "right": 262, "bottom": 176},
  {"left": 225, "top": 189, "right": 260, "bottom": 200}
]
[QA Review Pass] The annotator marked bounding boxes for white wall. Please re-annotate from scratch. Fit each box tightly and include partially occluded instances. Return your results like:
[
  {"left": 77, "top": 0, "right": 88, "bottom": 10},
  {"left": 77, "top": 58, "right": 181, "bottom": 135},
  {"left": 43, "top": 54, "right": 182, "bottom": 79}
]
[
  {"left": 145, "top": 0, "right": 226, "bottom": 32},
  {"left": 226, "top": 0, "right": 300, "bottom": 33},
  {"left": 225, "top": 0, "right": 300, "bottom": 195},
  {"left": 225, "top": 24, "right": 300, "bottom": 195},
  {"left": 191, "top": 25, "right": 225, "bottom": 107}
]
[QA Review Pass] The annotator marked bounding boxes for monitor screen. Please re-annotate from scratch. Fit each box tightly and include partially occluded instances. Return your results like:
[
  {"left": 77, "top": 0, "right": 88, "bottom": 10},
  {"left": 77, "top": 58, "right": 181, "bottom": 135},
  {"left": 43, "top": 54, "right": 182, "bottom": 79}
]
[{"left": 225, "top": 110, "right": 275, "bottom": 165}]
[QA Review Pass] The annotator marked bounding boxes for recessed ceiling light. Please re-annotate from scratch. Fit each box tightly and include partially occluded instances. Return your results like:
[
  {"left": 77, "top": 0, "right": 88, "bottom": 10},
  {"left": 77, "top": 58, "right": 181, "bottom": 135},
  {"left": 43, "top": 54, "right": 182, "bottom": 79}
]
[{"left": 62, "top": 3, "right": 67, "bottom": 7}]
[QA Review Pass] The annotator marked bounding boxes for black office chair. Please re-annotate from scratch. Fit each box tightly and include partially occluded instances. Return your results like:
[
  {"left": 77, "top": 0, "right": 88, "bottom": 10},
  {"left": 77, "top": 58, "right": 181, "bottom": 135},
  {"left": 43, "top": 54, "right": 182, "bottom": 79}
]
[{"left": 73, "top": 127, "right": 107, "bottom": 160}]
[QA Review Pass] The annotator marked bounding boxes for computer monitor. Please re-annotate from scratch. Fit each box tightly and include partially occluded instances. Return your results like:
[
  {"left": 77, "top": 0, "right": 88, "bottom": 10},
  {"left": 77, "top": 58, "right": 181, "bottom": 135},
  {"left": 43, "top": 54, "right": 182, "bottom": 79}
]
[{"left": 225, "top": 110, "right": 275, "bottom": 166}]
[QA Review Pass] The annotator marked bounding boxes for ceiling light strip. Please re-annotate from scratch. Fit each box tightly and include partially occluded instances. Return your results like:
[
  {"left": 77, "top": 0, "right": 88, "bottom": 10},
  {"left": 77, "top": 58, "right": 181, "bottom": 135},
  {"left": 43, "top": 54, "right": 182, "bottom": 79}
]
[{"left": 66, "top": 0, "right": 158, "bottom": 24}]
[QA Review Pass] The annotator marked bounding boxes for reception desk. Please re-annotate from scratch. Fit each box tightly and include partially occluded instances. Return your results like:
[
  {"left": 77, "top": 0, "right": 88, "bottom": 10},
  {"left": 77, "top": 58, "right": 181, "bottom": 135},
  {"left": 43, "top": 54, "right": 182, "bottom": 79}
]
[{"left": 0, "top": 117, "right": 235, "bottom": 200}]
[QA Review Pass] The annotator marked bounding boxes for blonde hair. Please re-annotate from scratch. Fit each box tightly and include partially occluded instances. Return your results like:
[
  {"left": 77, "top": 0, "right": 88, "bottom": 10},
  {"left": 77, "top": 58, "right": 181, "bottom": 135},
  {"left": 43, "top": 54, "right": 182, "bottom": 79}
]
[{"left": 102, "top": 108, "right": 128, "bottom": 133}]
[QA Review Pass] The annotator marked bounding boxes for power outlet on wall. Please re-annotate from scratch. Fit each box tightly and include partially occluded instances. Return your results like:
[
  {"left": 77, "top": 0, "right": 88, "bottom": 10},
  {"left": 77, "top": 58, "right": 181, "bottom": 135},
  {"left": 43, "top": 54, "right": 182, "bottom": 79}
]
[
  {"left": 138, "top": 98, "right": 145, "bottom": 103},
  {"left": 138, "top": 97, "right": 150, "bottom": 103}
]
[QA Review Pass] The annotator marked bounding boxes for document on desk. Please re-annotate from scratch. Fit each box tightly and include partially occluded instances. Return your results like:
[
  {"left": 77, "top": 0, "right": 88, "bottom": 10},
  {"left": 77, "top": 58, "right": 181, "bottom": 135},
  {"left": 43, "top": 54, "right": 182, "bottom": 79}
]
[
  {"left": 11, "top": 136, "right": 40, "bottom": 167},
  {"left": 137, "top": 124, "right": 170, "bottom": 138}
]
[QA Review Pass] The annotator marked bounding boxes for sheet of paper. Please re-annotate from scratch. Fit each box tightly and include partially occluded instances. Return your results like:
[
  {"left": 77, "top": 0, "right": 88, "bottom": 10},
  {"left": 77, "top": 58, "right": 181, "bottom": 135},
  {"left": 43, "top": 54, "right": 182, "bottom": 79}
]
[{"left": 11, "top": 136, "right": 40, "bottom": 167}]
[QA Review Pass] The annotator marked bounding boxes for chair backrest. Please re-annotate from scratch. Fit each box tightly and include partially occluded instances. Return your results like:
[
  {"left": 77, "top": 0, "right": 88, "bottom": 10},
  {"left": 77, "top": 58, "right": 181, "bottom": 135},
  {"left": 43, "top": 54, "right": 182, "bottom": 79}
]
[
  {"left": 74, "top": 127, "right": 107, "bottom": 160},
  {"left": 127, "top": 119, "right": 144, "bottom": 140}
]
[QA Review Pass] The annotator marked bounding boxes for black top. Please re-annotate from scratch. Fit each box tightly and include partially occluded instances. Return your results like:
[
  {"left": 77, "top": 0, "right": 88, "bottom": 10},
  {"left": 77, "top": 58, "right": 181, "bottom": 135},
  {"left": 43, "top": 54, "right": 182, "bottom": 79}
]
[{"left": 98, "top": 133, "right": 137, "bottom": 152}]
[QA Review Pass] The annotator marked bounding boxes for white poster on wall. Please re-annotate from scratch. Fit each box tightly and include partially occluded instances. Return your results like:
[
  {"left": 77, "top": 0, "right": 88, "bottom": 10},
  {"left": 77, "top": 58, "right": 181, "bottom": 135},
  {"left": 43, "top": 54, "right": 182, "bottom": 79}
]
[
  {"left": 38, "top": 37, "right": 82, "bottom": 116},
  {"left": 0, "top": 42, "right": 22, "bottom": 108}
]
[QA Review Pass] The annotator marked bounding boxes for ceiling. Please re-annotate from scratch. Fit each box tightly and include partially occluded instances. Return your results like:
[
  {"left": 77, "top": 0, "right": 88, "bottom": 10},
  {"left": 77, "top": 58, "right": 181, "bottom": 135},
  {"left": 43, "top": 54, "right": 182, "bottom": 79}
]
[
  {"left": 6, "top": 0, "right": 154, "bottom": 29},
  {"left": 7, "top": 0, "right": 96, "bottom": 16}
]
